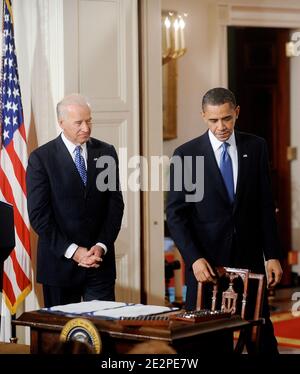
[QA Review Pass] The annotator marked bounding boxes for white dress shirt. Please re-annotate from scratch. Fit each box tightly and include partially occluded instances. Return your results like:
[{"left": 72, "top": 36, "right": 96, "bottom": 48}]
[
  {"left": 61, "top": 132, "right": 88, "bottom": 168},
  {"left": 208, "top": 130, "right": 238, "bottom": 192},
  {"left": 60, "top": 132, "right": 107, "bottom": 259}
]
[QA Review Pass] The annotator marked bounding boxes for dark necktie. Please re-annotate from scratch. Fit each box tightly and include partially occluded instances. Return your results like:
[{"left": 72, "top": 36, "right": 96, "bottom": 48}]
[
  {"left": 220, "top": 142, "right": 234, "bottom": 202},
  {"left": 74, "top": 145, "right": 87, "bottom": 185}
]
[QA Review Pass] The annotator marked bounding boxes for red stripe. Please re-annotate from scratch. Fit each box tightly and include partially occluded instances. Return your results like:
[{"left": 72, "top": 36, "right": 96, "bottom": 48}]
[
  {"left": 18, "top": 122, "right": 27, "bottom": 142},
  {"left": 5, "top": 140, "right": 27, "bottom": 195},
  {"left": 2, "top": 271, "right": 16, "bottom": 306},
  {"left": 10, "top": 250, "right": 31, "bottom": 290},
  {"left": 0, "top": 168, "right": 31, "bottom": 255}
]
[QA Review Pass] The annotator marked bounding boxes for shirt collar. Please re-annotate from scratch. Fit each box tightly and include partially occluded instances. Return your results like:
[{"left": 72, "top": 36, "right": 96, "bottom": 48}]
[
  {"left": 61, "top": 132, "right": 87, "bottom": 155},
  {"left": 208, "top": 130, "right": 236, "bottom": 152}
]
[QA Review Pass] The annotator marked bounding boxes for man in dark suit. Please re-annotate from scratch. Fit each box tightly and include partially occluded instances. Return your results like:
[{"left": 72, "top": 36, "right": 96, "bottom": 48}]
[
  {"left": 26, "top": 94, "right": 124, "bottom": 307},
  {"left": 0, "top": 201, "right": 15, "bottom": 289},
  {"left": 167, "top": 87, "right": 282, "bottom": 354}
]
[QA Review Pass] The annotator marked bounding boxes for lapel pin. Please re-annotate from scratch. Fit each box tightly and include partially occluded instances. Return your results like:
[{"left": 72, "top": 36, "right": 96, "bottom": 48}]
[
  {"left": 242, "top": 154, "right": 248, "bottom": 158},
  {"left": 93, "top": 158, "right": 98, "bottom": 161}
]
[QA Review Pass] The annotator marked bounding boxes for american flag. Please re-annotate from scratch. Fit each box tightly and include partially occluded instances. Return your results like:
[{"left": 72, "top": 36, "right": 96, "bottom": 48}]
[{"left": 0, "top": 0, "right": 31, "bottom": 340}]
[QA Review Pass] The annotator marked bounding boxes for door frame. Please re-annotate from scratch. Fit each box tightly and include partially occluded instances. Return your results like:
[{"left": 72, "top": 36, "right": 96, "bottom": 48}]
[
  {"left": 217, "top": 3, "right": 300, "bottom": 282},
  {"left": 216, "top": 3, "right": 300, "bottom": 86},
  {"left": 139, "top": 0, "right": 165, "bottom": 305}
]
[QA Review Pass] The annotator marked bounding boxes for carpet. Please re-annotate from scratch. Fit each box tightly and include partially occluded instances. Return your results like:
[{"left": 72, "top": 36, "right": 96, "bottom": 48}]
[{"left": 271, "top": 312, "right": 300, "bottom": 348}]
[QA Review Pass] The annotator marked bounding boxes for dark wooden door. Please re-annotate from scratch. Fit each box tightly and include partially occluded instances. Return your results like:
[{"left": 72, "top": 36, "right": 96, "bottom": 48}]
[{"left": 228, "top": 27, "right": 291, "bottom": 285}]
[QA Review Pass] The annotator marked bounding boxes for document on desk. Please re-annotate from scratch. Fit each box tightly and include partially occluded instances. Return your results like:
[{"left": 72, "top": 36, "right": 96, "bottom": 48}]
[
  {"left": 44, "top": 300, "right": 128, "bottom": 314},
  {"left": 92, "top": 304, "right": 176, "bottom": 318},
  {"left": 42, "top": 300, "right": 178, "bottom": 319}
]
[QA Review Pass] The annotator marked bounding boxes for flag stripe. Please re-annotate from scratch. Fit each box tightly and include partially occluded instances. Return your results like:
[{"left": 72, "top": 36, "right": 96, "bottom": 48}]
[
  {"left": 0, "top": 146, "right": 29, "bottom": 226},
  {"left": 11, "top": 125, "right": 29, "bottom": 166},
  {"left": 10, "top": 250, "right": 31, "bottom": 291},
  {"left": 2, "top": 272, "right": 16, "bottom": 306},
  {"left": 0, "top": 162, "right": 26, "bottom": 221},
  {"left": 18, "top": 123, "right": 26, "bottom": 142},
  {"left": 3, "top": 255, "right": 20, "bottom": 302},
  {"left": 6, "top": 138, "right": 27, "bottom": 195},
  {"left": 3, "top": 233, "right": 31, "bottom": 309},
  {"left": 14, "top": 232, "right": 32, "bottom": 273}
]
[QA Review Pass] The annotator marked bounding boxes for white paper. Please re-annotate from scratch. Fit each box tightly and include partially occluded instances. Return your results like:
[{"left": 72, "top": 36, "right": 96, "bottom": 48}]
[
  {"left": 93, "top": 304, "right": 176, "bottom": 318},
  {"left": 45, "top": 300, "right": 128, "bottom": 314},
  {"left": 42, "top": 300, "right": 177, "bottom": 319}
]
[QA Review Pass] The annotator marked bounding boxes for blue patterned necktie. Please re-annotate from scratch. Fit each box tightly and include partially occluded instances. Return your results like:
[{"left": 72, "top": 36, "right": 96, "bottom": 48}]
[
  {"left": 220, "top": 142, "right": 234, "bottom": 202},
  {"left": 74, "top": 145, "right": 87, "bottom": 185}
]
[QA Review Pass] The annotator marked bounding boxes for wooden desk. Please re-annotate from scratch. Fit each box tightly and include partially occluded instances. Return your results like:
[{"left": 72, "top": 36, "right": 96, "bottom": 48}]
[{"left": 14, "top": 311, "right": 251, "bottom": 354}]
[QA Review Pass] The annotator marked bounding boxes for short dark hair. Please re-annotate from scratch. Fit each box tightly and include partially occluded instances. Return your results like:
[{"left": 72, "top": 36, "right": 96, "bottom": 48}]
[{"left": 202, "top": 87, "right": 237, "bottom": 111}]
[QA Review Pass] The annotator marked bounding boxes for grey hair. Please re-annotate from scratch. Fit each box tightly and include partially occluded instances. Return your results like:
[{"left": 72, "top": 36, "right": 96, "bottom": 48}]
[
  {"left": 202, "top": 87, "right": 237, "bottom": 111},
  {"left": 56, "top": 93, "right": 91, "bottom": 120}
]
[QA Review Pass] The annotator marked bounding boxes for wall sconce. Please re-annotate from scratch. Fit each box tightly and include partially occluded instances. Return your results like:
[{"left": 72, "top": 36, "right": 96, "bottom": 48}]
[{"left": 162, "top": 11, "right": 187, "bottom": 65}]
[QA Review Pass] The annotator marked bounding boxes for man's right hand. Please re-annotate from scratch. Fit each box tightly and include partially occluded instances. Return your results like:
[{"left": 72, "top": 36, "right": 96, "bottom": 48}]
[
  {"left": 72, "top": 246, "right": 102, "bottom": 268},
  {"left": 192, "top": 258, "right": 216, "bottom": 283}
]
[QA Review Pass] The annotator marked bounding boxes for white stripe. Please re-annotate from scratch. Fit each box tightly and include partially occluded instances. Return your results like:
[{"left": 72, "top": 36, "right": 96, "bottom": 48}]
[
  {"left": 3, "top": 255, "right": 22, "bottom": 301},
  {"left": 14, "top": 232, "right": 31, "bottom": 278},
  {"left": 0, "top": 147, "right": 30, "bottom": 227},
  {"left": 12, "top": 130, "right": 29, "bottom": 168}
]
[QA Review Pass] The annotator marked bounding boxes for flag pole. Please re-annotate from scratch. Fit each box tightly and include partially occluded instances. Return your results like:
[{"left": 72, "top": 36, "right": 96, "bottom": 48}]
[{"left": 10, "top": 314, "right": 17, "bottom": 343}]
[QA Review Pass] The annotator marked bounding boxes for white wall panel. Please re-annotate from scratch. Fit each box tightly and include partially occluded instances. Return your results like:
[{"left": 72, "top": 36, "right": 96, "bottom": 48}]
[
  {"left": 79, "top": 1, "right": 120, "bottom": 100},
  {"left": 64, "top": 0, "right": 140, "bottom": 302}
]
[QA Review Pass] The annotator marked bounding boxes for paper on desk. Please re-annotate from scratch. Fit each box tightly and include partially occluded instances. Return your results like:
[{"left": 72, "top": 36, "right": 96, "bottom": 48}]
[
  {"left": 43, "top": 300, "right": 177, "bottom": 319},
  {"left": 46, "top": 300, "right": 128, "bottom": 314},
  {"left": 92, "top": 304, "right": 176, "bottom": 318}
]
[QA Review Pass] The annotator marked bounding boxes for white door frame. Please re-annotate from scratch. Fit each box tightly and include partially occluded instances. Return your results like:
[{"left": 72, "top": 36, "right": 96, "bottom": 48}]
[{"left": 139, "top": 0, "right": 165, "bottom": 305}]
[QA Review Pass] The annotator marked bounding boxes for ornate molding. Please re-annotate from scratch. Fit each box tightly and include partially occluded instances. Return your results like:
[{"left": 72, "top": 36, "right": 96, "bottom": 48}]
[{"left": 218, "top": 3, "right": 300, "bottom": 28}]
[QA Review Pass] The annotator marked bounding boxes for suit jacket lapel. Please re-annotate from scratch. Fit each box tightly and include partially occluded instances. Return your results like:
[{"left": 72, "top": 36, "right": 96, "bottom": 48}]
[
  {"left": 55, "top": 136, "right": 86, "bottom": 189},
  {"left": 86, "top": 139, "right": 99, "bottom": 192},
  {"left": 234, "top": 131, "right": 249, "bottom": 210}
]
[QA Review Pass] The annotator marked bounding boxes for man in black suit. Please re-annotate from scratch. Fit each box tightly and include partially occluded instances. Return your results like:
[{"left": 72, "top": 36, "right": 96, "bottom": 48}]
[
  {"left": 26, "top": 94, "right": 124, "bottom": 307},
  {"left": 0, "top": 201, "right": 15, "bottom": 289},
  {"left": 167, "top": 87, "right": 282, "bottom": 354}
]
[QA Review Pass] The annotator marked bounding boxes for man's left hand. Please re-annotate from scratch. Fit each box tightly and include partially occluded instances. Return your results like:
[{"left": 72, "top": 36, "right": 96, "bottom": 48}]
[
  {"left": 266, "top": 259, "right": 283, "bottom": 288},
  {"left": 78, "top": 245, "right": 104, "bottom": 268}
]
